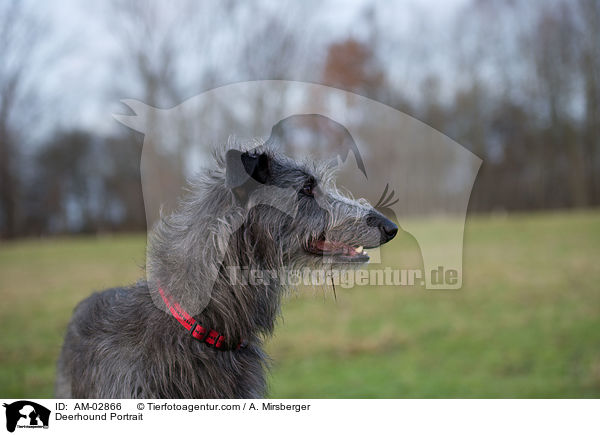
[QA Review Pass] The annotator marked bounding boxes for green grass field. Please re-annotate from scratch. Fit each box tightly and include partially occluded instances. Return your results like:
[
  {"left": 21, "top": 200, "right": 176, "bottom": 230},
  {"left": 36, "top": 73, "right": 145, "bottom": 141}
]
[{"left": 1, "top": 211, "right": 599, "bottom": 398}]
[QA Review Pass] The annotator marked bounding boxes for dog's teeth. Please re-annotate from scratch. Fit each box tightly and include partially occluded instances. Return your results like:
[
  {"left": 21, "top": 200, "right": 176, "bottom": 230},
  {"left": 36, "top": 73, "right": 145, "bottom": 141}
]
[{"left": 355, "top": 246, "right": 363, "bottom": 253}]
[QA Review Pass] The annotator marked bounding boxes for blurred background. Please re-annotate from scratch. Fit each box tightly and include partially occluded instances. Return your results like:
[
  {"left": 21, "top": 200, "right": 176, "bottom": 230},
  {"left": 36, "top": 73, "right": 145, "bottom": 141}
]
[{"left": 0, "top": 0, "right": 599, "bottom": 397}]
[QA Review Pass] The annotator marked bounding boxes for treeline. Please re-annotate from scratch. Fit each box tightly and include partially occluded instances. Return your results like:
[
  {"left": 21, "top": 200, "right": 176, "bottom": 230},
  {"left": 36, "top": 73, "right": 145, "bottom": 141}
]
[{"left": 0, "top": 0, "right": 598, "bottom": 238}]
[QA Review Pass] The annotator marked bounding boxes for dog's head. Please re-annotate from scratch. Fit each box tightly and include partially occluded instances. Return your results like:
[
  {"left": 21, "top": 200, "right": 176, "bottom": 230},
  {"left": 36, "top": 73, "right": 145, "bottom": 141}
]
[{"left": 225, "top": 147, "right": 397, "bottom": 266}]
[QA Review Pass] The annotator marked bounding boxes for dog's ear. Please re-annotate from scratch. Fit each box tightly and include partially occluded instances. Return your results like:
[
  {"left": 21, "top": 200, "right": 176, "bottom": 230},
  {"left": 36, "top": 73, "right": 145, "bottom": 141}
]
[{"left": 226, "top": 149, "right": 270, "bottom": 201}]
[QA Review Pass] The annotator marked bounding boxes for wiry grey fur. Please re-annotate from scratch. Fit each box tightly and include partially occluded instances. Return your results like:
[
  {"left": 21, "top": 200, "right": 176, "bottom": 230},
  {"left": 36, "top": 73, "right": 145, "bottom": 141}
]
[{"left": 55, "top": 143, "right": 397, "bottom": 399}]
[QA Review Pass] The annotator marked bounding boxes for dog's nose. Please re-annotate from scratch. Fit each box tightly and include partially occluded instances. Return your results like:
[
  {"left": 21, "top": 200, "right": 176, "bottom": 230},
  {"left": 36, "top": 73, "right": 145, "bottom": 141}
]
[
  {"left": 380, "top": 217, "right": 398, "bottom": 242},
  {"left": 366, "top": 211, "right": 398, "bottom": 244}
]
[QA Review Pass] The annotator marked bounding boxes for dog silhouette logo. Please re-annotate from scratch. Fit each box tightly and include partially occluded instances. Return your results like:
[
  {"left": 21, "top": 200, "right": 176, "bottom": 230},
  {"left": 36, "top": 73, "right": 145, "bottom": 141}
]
[
  {"left": 3, "top": 401, "right": 50, "bottom": 432},
  {"left": 115, "top": 80, "right": 481, "bottom": 297}
]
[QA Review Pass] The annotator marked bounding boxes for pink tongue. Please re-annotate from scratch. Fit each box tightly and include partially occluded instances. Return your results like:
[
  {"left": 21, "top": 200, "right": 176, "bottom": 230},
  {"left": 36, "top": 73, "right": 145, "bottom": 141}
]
[{"left": 315, "top": 240, "right": 356, "bottom": 256}]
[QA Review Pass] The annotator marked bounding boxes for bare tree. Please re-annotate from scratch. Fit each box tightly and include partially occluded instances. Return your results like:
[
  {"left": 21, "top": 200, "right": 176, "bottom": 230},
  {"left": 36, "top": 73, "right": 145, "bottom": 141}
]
[
  {"left": 0, "top": 1, "right": 48, "bottom": 238},
  {"left": 576, "top": 0, "right": 600, "bottom": 204},
  {"left": 104, "top": 0, "right": 200, "bottom": 228}
]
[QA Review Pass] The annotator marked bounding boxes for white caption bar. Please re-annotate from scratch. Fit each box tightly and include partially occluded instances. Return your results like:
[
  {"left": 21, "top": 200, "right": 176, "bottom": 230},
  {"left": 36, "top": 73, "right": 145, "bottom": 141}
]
[{"left": 1, "top": 399, "right": 597, "bottom": 435}]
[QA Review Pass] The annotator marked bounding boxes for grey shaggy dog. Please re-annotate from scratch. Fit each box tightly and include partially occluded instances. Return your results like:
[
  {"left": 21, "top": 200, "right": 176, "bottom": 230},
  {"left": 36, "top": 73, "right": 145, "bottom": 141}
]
[{"left": 55, "top": 143, "right": 397, "bottom": 399}]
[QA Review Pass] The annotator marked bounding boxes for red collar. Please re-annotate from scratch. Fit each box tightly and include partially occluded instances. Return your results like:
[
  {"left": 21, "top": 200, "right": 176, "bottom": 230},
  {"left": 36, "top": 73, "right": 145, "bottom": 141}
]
[{"left": 158, "top": 287, "right": 246, "bottom": 351}]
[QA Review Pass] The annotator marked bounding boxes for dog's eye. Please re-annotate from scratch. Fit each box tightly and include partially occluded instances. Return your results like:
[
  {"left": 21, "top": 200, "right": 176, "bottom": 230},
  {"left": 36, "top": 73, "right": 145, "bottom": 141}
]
[{"left": 301, "top": 182, "right": 314, "bottom": 197}]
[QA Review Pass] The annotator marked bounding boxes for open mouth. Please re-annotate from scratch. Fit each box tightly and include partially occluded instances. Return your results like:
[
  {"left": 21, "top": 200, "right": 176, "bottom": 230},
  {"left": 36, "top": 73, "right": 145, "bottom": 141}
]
[{"left": 305, "top": 238, "right": 370, "bottom": 263}]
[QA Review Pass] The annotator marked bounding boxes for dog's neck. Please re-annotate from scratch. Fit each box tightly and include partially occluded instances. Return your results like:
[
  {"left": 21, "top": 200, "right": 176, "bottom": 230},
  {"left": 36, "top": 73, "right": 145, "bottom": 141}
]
[
  {"left": 204, "top": 223, "right": 285, "bottom": 341},
  {"left": 150, "top": 220, "right": 286, "bottom": 348},
  {"left": 147, "top": 178, "right": 293, "bottom": 349}
]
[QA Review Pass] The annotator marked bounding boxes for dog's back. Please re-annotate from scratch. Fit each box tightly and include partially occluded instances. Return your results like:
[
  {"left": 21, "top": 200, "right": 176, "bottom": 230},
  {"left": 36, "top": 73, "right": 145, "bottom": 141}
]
[
  {"left": 55, "top": 286, "right": 147, "bottom": 398},
  {"left": 56, "top": 282, "right": 269, "bottom": 399}
]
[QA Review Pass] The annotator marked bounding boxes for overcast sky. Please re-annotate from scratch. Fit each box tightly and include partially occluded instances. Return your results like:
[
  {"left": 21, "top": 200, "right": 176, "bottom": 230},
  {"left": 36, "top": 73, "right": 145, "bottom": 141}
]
[{"left": 30, "top": 0, "right": 470, "bottom": 137}]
